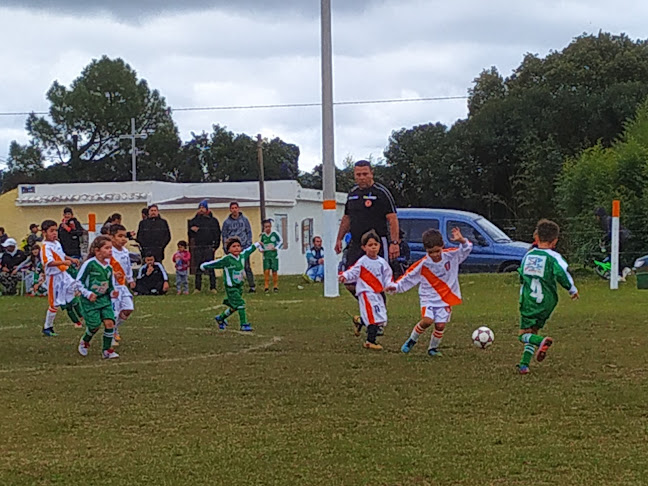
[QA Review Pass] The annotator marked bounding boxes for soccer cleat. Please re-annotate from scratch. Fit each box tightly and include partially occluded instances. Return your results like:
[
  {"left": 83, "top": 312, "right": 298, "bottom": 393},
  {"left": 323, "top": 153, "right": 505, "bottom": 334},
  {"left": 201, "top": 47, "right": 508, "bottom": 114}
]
[
  {"left": 42, "top": 328, "right": 58, "bottom": 337},
  {"left": 74, "top": 322, "right": 83, "bottom": 329},
  {"left": 240, "top": 324, "right": 254, "bottom": 332},
  {"left": 427, "top": 348, "right": 442, "bottom": 357},
  {"left": 401, "top": 339, "right": 417, "bottom": 354},
  {"left": 363, "top": 342, "right": 383, "bottom": 351},
  {"left": 248, "top": 287, "right": 256, "bottom": 294},
  {"left": 352, "top": 315, "right": 363, "bottom": 337},
  {"left": 102, "top": 349, "right": 120, "bottom": 359},
  {"left": 536, "top": 337, "right": 553, "bottom": 362},
  {"left": 517, "top": 364, "right": 530, "bottom": 375},
  {"left": 377, "top": 326, "right": 385, "bottom": 337},
  {"left": 192, "top": 289, "right": 201, "bottom": 295},
  {"left": 214, "top": 315, "right": 228, "bottom": 330},
  {"left": 273, "top": 288, "right": 279, "bottom": 293},
  {"left": 264, "top": 288, "right": 270, "bottom": 294},
  {"left": 302, "top": 273, "right": 313, "bottom": 284},
  {"left": 78, "top": 339, "right": 89, "bottom": 357}
]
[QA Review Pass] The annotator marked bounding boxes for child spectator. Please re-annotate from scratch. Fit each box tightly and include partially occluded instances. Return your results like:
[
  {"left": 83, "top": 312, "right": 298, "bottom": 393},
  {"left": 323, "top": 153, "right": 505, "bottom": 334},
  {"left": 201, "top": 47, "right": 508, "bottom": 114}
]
[
  {"left": 173, "top": 240, "right": 191, "bottom": 295},
  {"left": 135, "top": 253, "right": 169, "bottom": 296},
  {"left": 16, "top": 244, "right": 47, "bottom": 297}
]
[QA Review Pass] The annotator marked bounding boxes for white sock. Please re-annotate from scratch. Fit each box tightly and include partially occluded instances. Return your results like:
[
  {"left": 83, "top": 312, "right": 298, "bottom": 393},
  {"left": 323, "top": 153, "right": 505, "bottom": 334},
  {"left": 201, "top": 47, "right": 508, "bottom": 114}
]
[
  {"left": 429, "top": 329, "right": 444, "bottom": 350},
  {"left": 409, "top": 323, "right": 425, "bottom": 343},
  {"left": 44, "top": 309, "right": 57, "bottom": 330}
]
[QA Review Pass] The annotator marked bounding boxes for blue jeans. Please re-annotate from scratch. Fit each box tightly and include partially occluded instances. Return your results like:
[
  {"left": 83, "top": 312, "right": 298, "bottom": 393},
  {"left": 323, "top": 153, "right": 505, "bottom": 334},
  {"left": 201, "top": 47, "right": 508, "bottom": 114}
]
[
  {"left": 176, "top": 270, "right": 189, "bottom": 293},
  {"left": 306, "top": 264, "right": 324, "bottom": 282}
]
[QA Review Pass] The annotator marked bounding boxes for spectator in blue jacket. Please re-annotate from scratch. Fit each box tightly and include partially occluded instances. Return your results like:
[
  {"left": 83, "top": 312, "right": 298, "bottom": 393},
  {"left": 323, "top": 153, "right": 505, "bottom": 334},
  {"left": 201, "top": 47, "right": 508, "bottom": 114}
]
[
  {"left": 304, "top": 236, "right": 325, "bottom": 283},
  {"left": 221, "top": 201, "right": 256, "bottom": 293}
]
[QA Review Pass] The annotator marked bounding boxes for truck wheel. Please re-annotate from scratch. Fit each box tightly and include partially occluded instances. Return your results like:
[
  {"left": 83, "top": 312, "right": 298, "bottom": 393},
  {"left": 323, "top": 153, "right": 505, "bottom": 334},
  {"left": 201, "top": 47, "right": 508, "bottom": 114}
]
[{"left": 500, "top": 262, "right": 519, "bottom": 273}]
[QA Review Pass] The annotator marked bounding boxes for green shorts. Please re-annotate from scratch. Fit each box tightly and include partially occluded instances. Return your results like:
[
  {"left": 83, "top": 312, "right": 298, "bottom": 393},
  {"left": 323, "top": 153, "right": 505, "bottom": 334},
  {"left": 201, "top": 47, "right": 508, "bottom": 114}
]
[
  {"left": 263, "top": 255, "right": 279, "bottom": 272},
  {"left": 82, "top": 303, "right": 116, "bottom": 329},
  {"left": 520, "top": 315, "right": 550, "bottom": 330},
  {"left": 223, "top": 287, "right": 245, "bottom": 311}
]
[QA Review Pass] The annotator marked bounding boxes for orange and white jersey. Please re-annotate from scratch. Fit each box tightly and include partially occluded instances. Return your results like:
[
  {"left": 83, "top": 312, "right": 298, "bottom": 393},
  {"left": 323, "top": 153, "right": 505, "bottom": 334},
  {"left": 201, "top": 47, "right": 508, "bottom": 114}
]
[
  {"left": 110, "top": 246, "right": 134, "bottom": 287},
  {"left": 41, "top": 240, "right": 69, "bottom": 276},
  {"left": 341, "top": 255, "right": 393, "bottom": 296},
  {"left": 396, "top": 241, "right": 473, "bottom": 307}
]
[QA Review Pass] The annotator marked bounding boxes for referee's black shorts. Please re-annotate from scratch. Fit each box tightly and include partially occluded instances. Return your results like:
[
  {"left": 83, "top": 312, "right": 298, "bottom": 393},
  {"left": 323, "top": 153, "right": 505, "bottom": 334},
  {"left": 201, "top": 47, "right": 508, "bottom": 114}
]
[{"left": 344, "top": 236, "right": 389, "bottom": 270}]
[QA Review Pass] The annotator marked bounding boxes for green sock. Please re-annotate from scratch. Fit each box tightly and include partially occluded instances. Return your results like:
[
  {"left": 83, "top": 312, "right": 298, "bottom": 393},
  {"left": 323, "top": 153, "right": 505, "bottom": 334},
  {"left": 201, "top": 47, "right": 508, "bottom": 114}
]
[
  {"left": 519, "top": 344, "right": 536, "bottom": 367},
  {"left": 238, "top": 308, "right": 248, "bottom": 325},
  {"left": 66, "top": 301, "right": 82, "bottom": 324},
  {"left": 83, "top": 327, "right": 98, "bottom": 344},
  {"left": 103, "top": 328, "right": 114, "bottom": 351},
  {"left": 519, "top": 333, "right": 543, "bottom": 346},
  {"left": 218, "top": 308, "right": 234, "bottom": 320}
]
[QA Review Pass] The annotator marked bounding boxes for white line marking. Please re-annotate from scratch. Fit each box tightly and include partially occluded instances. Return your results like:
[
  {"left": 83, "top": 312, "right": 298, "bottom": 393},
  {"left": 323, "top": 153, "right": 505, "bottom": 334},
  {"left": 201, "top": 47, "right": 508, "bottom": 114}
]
[
  {"left": 274, "top": 300, "right": 303, "bottom": 304},
  {"left": 0, "top": 336, "right": 282, "bottom": 375}
]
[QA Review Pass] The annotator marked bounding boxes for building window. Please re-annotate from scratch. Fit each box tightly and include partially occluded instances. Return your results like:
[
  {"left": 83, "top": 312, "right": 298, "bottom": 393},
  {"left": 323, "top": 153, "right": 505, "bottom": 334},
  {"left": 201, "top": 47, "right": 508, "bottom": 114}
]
[
  {"left": 274, "top": 214, "right": 289, "bottom": 250},
  {"left": 301, "top": 218, "right": 314, "bottom": 254}
]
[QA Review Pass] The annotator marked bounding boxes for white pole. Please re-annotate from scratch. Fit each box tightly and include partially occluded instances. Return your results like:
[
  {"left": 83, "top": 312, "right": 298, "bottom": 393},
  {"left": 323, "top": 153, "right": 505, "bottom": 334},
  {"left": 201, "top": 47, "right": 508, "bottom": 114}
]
[
  {"left": 610, "top": 200, "right": 620, "bottom": 290},
  {"left": 321, "top": 0, "right": 339, "bottom": 298},
  {"left": 131, "top": 117, "right": 137, "bottom": 182}
]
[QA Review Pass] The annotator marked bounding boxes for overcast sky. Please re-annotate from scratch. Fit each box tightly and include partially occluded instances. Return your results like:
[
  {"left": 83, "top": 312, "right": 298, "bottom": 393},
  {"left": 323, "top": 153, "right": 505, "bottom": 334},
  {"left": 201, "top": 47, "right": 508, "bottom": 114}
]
[{"left": 1, "top": 0, "right": 648, "bottom": 172}]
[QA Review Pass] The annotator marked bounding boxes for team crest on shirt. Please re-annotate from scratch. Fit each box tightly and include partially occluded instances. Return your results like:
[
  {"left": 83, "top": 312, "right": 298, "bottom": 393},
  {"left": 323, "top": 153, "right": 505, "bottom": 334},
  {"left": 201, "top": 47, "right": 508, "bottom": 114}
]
[
  {"left": 445, "top": 261, "right": 451, "bottom": 271},
  {"left": 365, "top": 199, "right": 372, "bottom": 207},
  {"left": 524, "top": 255, "right": 547, "bottom": 277}
]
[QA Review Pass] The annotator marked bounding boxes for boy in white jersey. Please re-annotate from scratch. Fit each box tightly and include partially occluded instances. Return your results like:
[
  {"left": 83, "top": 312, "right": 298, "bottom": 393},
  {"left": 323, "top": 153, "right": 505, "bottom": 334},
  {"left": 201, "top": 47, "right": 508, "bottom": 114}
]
[
  {"left": 40, "top": 220, "right": 84, "bottom": 337},
  {"left": 109, "top": 224, "right": 135, "bottom": 344},
  {"left": 392, "top": 227, "right": 472, "bottom": 357},
  {"left": 339, "top": 231, "right": 393, "bottom": 350}
]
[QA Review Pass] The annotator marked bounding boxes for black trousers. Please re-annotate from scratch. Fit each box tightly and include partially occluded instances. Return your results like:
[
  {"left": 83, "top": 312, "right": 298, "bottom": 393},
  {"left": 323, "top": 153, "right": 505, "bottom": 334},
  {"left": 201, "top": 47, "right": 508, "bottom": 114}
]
[{"left": 194, "top": 246, "right": 216, "bottom": 291}]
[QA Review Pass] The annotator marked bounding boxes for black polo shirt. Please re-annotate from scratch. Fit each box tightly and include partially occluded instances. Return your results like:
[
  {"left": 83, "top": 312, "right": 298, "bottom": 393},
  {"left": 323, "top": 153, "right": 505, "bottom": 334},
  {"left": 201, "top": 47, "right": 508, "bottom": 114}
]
[{"left": 345, "top": 183, "right": 397, "bottom": 243}]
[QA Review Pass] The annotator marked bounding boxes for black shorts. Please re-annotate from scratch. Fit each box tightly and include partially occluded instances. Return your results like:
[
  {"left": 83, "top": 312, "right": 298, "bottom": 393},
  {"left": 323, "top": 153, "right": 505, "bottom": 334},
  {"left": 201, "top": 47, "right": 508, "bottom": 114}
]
[{"left": 345, "top": 236, "right": 389, "bottom": 270}]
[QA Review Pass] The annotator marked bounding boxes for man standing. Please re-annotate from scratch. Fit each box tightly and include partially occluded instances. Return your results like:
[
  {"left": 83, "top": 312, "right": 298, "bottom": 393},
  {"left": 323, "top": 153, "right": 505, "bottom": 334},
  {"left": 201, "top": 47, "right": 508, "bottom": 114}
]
[
  {"left": 189, "top": 200, "right": 222, "bottom": 293},
  {"left": 335, "top": 160, "right": 400, "bottom": 332},
  {"left": 136, "top": 204, "right": 171, "bottom": 263},
  {"left": 58, "top": 207, "right": 84, "bottom": 259},
  {"left": 221, "top": 201, "right": 256, "bottom": 293}
]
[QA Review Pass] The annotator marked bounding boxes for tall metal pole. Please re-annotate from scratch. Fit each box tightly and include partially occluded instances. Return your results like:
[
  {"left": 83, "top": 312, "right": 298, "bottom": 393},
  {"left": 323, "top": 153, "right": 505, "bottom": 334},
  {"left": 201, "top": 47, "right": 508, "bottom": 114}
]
[
  {"left": 131, "top": 117, "right": 137, "bottom": 182},
  {"left": 257, "top": 134, "right": 267, "bottom": 227},
  {"left": 321, "top": 0, "right": 339, "bottom": 298}
]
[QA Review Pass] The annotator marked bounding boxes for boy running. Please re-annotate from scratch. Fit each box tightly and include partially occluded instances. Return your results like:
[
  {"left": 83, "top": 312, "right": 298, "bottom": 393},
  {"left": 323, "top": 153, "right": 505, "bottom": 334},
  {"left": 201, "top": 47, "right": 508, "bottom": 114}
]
[
  {"left": 260, "top": 219, "right": 282, "bottom": 293},
  {"left": 40, "top": 220, "right": 85, "bottom": 336},
  {"left": 109, "top": 224, "right": 135, "bottom": 344},
  {"left": 394, "top": 227, "right": 472, "bottom": 357},
  {"left": 201, "top": 237, "right": 262, "bottom": 332},
  {"left": 517, "top": 219, "right": 579, "bottom": 374},
  {"left": 339, "top": 231, "right": 393, "bottom": 350}
]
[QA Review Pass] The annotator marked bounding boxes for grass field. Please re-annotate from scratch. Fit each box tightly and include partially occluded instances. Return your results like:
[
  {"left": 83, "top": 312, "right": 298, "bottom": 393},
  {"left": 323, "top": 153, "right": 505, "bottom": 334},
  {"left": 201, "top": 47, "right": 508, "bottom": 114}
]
[{"left": 1, "top": 273, "right": 647, "bottom": 485}]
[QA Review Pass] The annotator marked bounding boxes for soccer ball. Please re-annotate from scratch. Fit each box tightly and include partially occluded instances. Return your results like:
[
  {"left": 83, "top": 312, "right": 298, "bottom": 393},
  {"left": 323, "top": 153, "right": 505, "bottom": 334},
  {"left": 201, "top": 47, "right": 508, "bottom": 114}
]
[{"left": 472, "top": 326, "right": 494, "bottom": 349}]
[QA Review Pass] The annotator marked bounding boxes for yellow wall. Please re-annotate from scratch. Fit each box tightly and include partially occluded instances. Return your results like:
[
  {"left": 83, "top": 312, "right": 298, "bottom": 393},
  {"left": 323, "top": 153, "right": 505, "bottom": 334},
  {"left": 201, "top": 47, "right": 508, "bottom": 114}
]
[{"left": 0, "top": 189, "right": 264, "bottom": 275}]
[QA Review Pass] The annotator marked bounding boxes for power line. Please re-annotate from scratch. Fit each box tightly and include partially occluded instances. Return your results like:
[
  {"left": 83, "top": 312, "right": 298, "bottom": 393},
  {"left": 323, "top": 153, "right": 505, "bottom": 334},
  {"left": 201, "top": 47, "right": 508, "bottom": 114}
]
[{"left": 0, "top": 95, "right": 468, "bottom": 117}]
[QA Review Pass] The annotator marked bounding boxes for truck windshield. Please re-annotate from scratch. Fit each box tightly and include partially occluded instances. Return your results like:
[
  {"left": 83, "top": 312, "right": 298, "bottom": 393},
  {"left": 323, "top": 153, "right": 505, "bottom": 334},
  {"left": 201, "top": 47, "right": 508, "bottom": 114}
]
[{"left": 476, "top": 218, "right": 511, "bottom": 243}]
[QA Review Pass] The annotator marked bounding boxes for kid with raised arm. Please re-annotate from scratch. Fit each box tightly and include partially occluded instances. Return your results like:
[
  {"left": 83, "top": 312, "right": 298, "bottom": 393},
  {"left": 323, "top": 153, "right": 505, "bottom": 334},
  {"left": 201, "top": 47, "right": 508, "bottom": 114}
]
[
  {"left": 394, "top": 227, "right": 472, "bottom": 357},
  {"left": 339, "top": 230, "right": 393, "bottom": 351}
]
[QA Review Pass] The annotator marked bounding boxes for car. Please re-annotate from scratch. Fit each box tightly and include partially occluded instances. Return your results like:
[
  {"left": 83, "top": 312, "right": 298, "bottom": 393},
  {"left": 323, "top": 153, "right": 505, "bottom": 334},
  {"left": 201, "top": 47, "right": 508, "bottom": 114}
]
[{"left": 398, "top": 208, "right": 531, "bottom": 273}]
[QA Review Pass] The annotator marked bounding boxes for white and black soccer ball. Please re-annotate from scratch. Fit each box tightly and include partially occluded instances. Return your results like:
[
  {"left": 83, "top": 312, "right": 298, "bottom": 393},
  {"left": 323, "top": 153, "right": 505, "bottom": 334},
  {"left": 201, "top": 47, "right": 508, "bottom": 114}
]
[{"left": 472, "top": 326, "right": 494, "bottom": 349}]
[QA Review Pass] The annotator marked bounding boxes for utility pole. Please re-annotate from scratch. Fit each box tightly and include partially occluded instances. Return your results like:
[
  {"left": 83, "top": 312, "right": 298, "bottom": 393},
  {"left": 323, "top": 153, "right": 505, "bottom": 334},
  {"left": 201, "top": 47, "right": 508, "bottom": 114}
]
[
  {"left": 257, "top": 134, "right": 267, "bottom": 226},
  {"left": 119, "top": 118, "right": 147, "bottom": 182},
  {"left": 321, "top": 0, "right": 339, "bottom": 298}
]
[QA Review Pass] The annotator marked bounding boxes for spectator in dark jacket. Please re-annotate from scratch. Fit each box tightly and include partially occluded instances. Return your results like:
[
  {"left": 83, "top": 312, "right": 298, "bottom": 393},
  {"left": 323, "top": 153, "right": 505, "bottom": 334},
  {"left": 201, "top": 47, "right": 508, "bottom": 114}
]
[
  {"left": 189, "top": 199, "right": 222, "bottom": 293},
  {"left": 221, "top": 201, "right": 255, "bottom": 292},
  {"left": 0, "top": 228, "right": 7, "bottom": 246},
  {"left": 136, "top": 204, "right": 172, "bottom": 262},
  {"left": 26, "top": 223, "right": 43, "bottom": 249},
  {"left": 58, "top": 207, "right": 84, "bottom": 258},
  {"left": 134, "top": 253, "right": 169, "bottom": 296},
  {"left": 0, "top": 238, "right": 27, "bottom": 295}
]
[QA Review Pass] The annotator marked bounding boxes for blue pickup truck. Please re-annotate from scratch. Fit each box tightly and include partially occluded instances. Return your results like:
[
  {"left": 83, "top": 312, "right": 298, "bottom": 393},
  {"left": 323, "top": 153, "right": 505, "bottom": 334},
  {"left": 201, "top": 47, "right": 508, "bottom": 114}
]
[{"left": 398, "top": 208, "right": 530, "bottom": 273}]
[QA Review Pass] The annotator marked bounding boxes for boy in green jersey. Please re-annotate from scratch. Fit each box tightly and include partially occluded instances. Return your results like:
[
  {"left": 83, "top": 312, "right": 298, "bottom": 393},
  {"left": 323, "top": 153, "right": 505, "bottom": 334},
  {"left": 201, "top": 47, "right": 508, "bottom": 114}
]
[
  {"left": 201, "top": 237, "right": 262, "bottom": 332},
  {"left": 260, "top": 219, "right": 282, "bottom": 293},
  {"left": 76, "top": 236, "right": 120, "bottom": 359},
  {"left": 517, "top": 219, "right": 579, "bottom": 374}
]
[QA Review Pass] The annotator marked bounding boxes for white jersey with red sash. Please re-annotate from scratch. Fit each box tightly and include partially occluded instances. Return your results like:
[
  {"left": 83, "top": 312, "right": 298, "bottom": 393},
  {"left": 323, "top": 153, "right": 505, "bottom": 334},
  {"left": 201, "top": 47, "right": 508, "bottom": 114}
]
[
  {"left": 110, "top": 246, "right": 135, "bottom": 313},
  {"left": 341, "top": 255, "right": 393, "bottom": 325},
  {"left": 41, "top": 240, "right": 77, "bottom": 310}
]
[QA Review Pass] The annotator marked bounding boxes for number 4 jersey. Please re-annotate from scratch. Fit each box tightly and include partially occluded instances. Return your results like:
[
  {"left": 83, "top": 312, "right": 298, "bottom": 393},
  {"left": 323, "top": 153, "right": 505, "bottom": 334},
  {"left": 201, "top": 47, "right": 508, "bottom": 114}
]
[{"left": 518, "top": 248, "right": 578, "bottom": 319}]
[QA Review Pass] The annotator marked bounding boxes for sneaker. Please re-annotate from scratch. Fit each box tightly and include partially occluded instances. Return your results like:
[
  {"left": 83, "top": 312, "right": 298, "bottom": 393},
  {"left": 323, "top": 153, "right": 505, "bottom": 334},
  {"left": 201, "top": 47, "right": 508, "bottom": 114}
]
[
  {"left": 264, "top": 288, "right": 269, "bottom": 294},
  {"left": 517, "top": 364, "right": 530, "bottom": 375},
  {"left": 401, "top": 339, "right": 417, "bottom": 354},
  {"left": 536, "top": 337, "right": 553, "bottom": 362},
  {"left": 78, "top": 339, "right": 89, "bottom": 357},
  {"left": 273, "top": 288, "right": 279, "bottom": 293},
  {"left": 215, "top": 315, "right": 228, "bottom": 330},
  {"left": 240, "top": 324, "right": 254, "bottom": 332},
  {"left": 249, "top": 287, "right": 256, "bottom": 294},
  {"left": 363, "top": 341, "right": 383, "bottom": 351},
  {"left": 42, "top": 328, "right": 58, "bottom": 337},
  {"left": 193, "top": 289, "right": 201, "bottom": 295},
  {"left": 74, "top": 322, "right": 83, "bottom": 329},
  {"left": 427, "top": 348, "right": 442, "bottom": 357},
  {"left": 352, "top": 315, "right": 363, "bottom": 337},
  {"left": 102, "top": 349, "right": 120, "bottom": 359},
  {"left": 210, "top": 289, "right": 218, "bottom": 295}
]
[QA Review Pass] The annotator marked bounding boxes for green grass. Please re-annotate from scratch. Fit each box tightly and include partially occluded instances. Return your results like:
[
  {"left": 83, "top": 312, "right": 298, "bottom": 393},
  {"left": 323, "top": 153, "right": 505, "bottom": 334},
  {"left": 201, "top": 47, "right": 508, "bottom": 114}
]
[{"left": 1, "top": 274, "right": 647, "bottom": 485}]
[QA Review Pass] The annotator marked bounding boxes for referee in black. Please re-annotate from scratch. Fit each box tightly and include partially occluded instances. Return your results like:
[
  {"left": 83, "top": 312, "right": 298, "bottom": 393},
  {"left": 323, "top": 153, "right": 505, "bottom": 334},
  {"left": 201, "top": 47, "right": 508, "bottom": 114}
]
[{"left": 335, "top": 160, "right": 400, "bottom": 332}]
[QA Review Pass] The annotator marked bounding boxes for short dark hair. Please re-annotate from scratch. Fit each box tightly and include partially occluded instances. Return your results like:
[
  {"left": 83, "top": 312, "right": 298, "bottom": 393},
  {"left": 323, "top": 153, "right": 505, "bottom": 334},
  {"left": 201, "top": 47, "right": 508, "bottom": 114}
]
[
  {"left": 41, "top": 220, "right": 57, "bottom": 232},
  {"left": 225, "top": 236, "right": 242, "bottom": 251},
  {"left": 354, "top": 159, "right": 372, "bottom": 169},
  {"left": 361, "top": 230, "right": 380, "bottom": 246},
  {"left": 312, "top": 235, "right": 322, "bottom": 243},
  {"left": 109, "top": 213, "right": 122, "bottom": 223},
  {"left": 536, "top": 219, "right": 560, "bottom": 243},
  {"left": 100, "top": 225, "right": 110, "bottom": 235},
  {"left": 29, "top": 223, "right": 38, "bottom": 230},
  {"left": 144, "top": 250, "right": 156, "bottom": 259},
  {"left": 148, "top": 204, "right": 158, "bottom": 210},
  {"left": 0, "top": 227, "right": 4, "bottom": 233},
  {"left": 109, "top": 224, "right": 127, "bottom": 236},
  {"left": 422, "top": 229, "right": 444, "bottom": 249},
  {"left": 262, "top": 219, "right": 272, "bottom": 226},
  {"left": 141, "top": 207, "right": 149, "bottom": 216},
  {"left": 177, "top": 240, "right": 188, "bottom": 248},
  {"left": 229, "top": 201, "right": 239, "bottom": 208},
  {"left": 63, "top": 207, "right": 73, "bottom": 214}
]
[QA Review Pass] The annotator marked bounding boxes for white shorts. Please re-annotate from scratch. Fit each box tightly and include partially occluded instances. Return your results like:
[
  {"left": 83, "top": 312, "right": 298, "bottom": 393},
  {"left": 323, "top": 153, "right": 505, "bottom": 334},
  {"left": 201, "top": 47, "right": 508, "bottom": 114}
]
[
  {"left": 47, "top": 273, "right": 78, "bottom": 310},
  {"left": 359, "top": 292, "right": 387, "bottom": 325},
  {"left": 421, "top": 304, "right": 452, "bottom": 323},
  {"left": 112, "top": 287, "right": 135, "bottom": 315}
]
